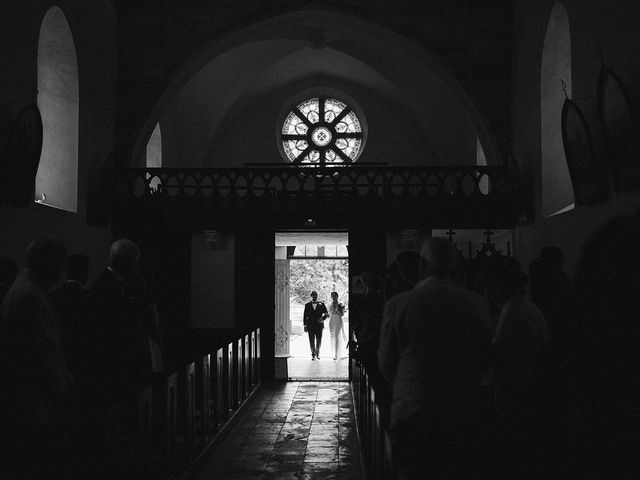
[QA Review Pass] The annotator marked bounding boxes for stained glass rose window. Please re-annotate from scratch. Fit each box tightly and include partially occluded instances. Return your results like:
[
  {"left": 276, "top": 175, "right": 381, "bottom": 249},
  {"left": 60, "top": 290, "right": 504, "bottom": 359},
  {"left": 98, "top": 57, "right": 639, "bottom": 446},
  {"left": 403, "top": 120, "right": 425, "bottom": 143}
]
[{"left": 281, "top": 97, "right": 364, "bottom": 164}]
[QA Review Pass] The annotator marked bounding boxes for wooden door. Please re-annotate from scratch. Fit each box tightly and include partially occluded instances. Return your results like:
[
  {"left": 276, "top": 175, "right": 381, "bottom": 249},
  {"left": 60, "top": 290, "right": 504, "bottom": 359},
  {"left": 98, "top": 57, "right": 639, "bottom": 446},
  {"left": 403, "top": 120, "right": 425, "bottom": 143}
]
[{"left": 274, "top": 259, "right": 291, "bottom": 357}]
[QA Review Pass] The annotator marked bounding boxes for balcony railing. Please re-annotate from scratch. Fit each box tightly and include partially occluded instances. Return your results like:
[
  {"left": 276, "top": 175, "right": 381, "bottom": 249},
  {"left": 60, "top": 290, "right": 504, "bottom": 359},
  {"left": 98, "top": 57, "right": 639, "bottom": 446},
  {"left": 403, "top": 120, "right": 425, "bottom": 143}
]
[
  {"left": 114, "top": 165, "right": 519, "bottom": 228},
  {"left": 116, "top": 165, "right": 512, "bottom": 200}
]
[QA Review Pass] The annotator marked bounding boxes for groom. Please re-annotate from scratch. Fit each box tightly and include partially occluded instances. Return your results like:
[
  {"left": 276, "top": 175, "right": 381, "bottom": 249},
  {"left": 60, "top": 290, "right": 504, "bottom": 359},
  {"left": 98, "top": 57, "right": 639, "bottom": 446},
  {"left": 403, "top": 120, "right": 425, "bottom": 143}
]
[{"left": 303, "top": 290, "right": 328, "bottom": 360}]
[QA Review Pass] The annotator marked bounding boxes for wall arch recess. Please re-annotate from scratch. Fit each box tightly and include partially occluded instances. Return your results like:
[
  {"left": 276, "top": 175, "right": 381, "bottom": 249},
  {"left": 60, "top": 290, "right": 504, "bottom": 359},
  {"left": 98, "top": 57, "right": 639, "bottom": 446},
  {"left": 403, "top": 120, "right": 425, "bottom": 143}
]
[
  {"left": 561, "top": 97, "right": 608, "bottom": 205},
  {"left": 597, "top": 65, "right": 640, "bottom": 192}
]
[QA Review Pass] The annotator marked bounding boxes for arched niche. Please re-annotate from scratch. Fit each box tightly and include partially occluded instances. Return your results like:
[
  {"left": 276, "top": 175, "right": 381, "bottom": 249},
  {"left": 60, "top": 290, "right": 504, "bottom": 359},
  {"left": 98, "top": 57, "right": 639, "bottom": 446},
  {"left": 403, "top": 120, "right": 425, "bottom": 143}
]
[
  {"left": 35, "top": 6, "right": 78, "bottom": 212},
  {"left": 597, "top": 66, "right": 640, "bottom": 192},
  {"left": 541, "top": 1, "right": 573, "bottom": 217},
  {"left": 561, "top": 98, "right": 608, "bottom": 205},
  {"left": 476, "top": 137, "right": 489, "bottom": 194}
]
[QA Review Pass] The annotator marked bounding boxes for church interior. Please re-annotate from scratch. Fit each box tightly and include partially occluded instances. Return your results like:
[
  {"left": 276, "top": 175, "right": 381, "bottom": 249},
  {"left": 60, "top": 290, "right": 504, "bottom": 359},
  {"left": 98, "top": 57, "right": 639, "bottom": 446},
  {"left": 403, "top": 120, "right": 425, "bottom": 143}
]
[{"left": 1, "top": 1, "right": 639, "bottom": 479}]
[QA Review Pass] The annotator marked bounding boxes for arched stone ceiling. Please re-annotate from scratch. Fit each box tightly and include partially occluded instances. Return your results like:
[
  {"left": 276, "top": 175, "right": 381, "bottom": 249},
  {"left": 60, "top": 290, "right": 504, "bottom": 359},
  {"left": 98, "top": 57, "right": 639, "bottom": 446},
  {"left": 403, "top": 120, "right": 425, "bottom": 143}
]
[{"left": 134, "top": 9, "right": 498, "bottom": 168}]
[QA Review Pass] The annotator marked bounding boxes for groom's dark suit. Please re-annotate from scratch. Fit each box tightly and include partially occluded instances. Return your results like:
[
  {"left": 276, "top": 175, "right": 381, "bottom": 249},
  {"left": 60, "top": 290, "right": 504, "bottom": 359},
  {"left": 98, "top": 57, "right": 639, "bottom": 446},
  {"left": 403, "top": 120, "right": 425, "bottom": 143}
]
[{"left": 303, "top": 300, "right": 328, "bottom": 358}]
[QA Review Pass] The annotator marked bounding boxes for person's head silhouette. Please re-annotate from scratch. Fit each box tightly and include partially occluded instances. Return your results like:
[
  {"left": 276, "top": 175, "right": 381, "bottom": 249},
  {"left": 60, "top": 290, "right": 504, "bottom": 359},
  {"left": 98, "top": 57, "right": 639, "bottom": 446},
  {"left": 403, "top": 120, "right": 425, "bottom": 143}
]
[
  {"left": 420, "top": 237, "right": 457, "bottom": 279},
  {"left": 25, "top": 235, "right": 67, "bottom": 290},
  {"left": 109, "top": 238, "right": 141, "bottom": 279}
]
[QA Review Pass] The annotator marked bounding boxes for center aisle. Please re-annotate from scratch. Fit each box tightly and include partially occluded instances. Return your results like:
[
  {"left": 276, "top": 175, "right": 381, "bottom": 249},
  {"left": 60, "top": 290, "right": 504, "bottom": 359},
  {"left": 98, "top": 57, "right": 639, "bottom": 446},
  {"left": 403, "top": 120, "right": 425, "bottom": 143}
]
[{"left": 195, "top": 382, "right": 363, "bottom": 480}]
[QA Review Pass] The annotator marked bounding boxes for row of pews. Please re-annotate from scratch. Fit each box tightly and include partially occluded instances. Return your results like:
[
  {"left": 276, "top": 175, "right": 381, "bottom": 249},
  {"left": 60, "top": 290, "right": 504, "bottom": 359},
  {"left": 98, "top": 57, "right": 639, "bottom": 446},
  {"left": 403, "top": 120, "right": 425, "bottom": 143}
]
[
  {"left": 123, "top": 328, "right": 262, "bottom": 479},
  {"left": 351, "top": 358, "right": 396, "bottom": 480}
]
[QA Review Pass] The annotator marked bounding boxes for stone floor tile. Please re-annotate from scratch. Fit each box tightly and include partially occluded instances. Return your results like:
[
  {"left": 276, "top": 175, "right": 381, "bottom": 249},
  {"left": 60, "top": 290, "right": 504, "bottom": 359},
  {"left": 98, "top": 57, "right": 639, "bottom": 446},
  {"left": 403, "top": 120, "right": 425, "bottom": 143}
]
[
  {"left": 264, "top": 461, "right": 305, "bottom": 473},
  {"left": 301, "top": 461, "right": 340, "bottom": 472},
  {"left": 241, "top": 443, "right": 275, "bottom": 455},
  {"left": 277, "top": 429, "right": 309, "bottom": 442},
  {"left": 307, "top": 439, "right": 337, "bottom": 447},
  {"left": 253, "top": 425, "right": 283, "bottom": 433},
  {"left": 304, "top": 453, "right": 340, "bottom": 463},
  {"left": 262, "top": 472, "right": 302, "bottom": 480},
  {"left": 250, "top": 433, "right": 281, "bottom": 442},
  {"left": 299, "top": 473, "right": 338, "bottom": 480},
  {"left": 308, "top": 432, "right": 340, "bottom": 441},
  {"left": 275, "top": 438, "right": 307, "bottom": 448},
  {"left": 271, "top": 455, "right": 307, "bottom": 465},
  {"left": 306, "top": 445, "right": 339, "bottom": 455}
]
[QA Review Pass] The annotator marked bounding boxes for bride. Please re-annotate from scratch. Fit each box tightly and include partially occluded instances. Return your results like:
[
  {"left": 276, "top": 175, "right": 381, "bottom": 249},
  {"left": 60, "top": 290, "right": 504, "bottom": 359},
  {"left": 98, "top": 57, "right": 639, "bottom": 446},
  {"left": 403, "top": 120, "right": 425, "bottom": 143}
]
[{"left": 328, "top": 291, "right": 347, "bottom": 360}]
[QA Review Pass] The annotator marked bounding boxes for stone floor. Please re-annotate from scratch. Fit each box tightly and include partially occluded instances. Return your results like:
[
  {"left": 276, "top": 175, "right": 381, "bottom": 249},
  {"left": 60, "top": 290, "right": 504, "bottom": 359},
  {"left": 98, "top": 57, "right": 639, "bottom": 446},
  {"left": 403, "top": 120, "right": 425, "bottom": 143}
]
[{"left": 195, "top": 382, "right": 362, "bottom": 480}]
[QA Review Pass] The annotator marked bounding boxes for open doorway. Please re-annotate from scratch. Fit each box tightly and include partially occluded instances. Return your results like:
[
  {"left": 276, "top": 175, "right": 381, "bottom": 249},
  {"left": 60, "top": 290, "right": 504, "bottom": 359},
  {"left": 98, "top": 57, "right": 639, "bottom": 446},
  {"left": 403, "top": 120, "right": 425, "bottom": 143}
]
[{"left": 275, "top": 232, "right": 349, "bottom": 380}]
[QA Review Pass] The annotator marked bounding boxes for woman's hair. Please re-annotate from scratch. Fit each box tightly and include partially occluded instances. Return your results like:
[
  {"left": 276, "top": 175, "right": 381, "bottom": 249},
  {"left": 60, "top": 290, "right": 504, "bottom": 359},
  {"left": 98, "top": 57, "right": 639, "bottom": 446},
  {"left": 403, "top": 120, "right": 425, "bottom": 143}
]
[{"left": 331, "top": 291, "right": 338, "bottom": 298}]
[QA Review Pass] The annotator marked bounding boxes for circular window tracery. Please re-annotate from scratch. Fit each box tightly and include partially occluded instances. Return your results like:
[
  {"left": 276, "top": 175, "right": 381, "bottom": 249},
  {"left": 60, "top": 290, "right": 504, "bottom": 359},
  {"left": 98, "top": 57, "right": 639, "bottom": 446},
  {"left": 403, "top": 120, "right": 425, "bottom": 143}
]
[{"left": 281, "top": 97, "right": 364, "bottom": 164}]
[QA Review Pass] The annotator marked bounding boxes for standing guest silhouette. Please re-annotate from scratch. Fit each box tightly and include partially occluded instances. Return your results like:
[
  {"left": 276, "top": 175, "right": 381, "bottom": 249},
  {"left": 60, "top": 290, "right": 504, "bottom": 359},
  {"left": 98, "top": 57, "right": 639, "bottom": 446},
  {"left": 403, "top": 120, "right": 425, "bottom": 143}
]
[
  {"left": 484, "top": 256, "right": 551, "bottom": 478},
  {"left": 51, "top": 253, "right": 91, "bottom": 382},
  {"left": 303, "top": 290, "right": 328, "bottom": 360},
  {"left": 564, "top": 212, "right": 640, "bottom": 478},
  {"left": 0, "top": 235, "right": 72, "bottom": 480},
  {"left": 528, "top": 245, "right": 575, "bottom": 349},
  {"left": 90, "top": 239, "right": 150, "bottom": 405},
  {"left": 378, "top": 237, "right": 491, "bottom": 479},
  {"left": 88, "top": 239, "right": 152, "bottom": 478}
]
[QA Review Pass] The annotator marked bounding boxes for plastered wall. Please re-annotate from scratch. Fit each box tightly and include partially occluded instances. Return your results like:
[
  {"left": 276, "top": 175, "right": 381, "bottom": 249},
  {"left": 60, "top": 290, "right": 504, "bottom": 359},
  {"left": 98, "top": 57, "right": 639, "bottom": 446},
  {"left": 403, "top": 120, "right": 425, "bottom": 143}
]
[
  {"left": 190, "top": 232, "right": 236, "bottom": 328},
  {"left": 511, "top": 0, "right": 640, "bottom": 275},
  {"left": 0, "top": 0, "right": 117, "bottom": 282}
]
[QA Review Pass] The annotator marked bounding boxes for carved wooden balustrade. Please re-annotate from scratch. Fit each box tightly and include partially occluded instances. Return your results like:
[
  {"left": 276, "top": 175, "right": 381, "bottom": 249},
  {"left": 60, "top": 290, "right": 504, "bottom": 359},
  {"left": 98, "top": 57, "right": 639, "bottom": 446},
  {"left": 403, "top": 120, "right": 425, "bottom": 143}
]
[{"left": 115, "top": 165, "right": 519, "bottom": 228}]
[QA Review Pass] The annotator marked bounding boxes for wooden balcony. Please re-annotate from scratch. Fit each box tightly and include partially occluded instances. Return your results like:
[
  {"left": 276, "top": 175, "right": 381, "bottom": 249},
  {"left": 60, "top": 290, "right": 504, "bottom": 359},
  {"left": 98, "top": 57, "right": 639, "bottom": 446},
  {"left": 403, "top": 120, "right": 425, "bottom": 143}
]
[{"left": 114, "top": 164, "right": 520, "bottom": 229}]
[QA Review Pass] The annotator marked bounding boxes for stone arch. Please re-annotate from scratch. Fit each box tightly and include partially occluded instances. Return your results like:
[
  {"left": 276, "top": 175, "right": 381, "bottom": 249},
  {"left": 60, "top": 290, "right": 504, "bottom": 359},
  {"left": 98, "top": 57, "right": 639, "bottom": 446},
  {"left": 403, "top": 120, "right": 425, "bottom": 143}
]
[
  {"left": 541, "top": 1, "right": 573, "bottom": 217},
  {"left": 132, "top": 9, "right": 499, "bottom": 170},
  {"left": 35, "top": 6, "right": 79, "bottom": 212}
]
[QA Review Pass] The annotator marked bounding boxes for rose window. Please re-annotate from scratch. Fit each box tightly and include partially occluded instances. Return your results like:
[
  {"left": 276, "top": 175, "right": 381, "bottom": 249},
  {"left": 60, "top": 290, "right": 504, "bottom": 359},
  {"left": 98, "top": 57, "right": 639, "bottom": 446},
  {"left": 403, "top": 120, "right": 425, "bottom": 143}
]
[{"left": 281, "top": 97, "right": 364, "bottom": 164}]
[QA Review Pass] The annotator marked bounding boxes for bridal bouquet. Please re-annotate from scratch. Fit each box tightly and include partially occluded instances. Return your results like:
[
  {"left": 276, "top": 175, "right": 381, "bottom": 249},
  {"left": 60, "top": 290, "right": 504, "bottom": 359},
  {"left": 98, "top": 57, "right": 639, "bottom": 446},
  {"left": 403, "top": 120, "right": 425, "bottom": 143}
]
[{"left": 336, "top": 303, "right": 345, "bottom": 316}]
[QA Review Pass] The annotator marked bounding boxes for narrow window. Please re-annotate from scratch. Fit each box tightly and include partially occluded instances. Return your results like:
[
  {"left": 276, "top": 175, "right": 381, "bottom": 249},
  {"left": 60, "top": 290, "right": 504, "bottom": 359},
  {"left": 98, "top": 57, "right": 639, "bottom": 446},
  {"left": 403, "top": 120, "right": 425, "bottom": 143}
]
[
  {"left": 541, "top": 1, "right": 574, "bottom": 217},
  {"left": 146, "top": 123, "right": 162, "bottom": 192},
  {"left": 35, "top": 6, "right": 79, "bottom": 212},
  {"left": 146, "top": 123, "right": 162, "bottom": 168},
  {"left": 477, "top": 137, "right": 490, "bottom": 194}
]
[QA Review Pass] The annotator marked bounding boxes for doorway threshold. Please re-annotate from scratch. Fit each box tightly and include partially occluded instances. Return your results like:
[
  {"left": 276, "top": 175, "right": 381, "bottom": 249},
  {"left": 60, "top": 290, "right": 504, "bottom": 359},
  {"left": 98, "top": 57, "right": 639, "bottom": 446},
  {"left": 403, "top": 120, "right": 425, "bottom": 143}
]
[{"left": 289, "top": 377, "right": 348, "bottom": 382}]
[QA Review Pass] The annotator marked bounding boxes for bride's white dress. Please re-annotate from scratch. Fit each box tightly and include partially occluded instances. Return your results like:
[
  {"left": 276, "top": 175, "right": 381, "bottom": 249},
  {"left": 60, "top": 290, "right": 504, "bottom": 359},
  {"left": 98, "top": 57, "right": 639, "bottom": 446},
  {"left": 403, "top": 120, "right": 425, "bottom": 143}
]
[{"left": 328, "top": 303, "right": 346, "bottom": 359}]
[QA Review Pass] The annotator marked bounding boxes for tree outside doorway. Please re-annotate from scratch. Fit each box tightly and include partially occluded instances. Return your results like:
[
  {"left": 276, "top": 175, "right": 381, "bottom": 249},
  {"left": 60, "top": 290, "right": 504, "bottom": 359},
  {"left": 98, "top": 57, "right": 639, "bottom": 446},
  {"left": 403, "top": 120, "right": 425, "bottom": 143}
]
[{"left": 289, "top": 259, "right": 349, "bottom": 337}]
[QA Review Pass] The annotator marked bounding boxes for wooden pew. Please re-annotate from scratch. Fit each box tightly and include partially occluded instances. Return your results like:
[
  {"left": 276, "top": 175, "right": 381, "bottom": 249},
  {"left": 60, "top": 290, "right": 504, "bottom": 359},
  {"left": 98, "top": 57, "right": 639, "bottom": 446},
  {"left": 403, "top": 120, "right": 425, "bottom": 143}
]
[
  {"left": 165, "top": 372, "right": 178, "bottom": 471},
  {"left": 250, "top": 330, "right": 257, "bottom": 388},
  {"left": 183, "top": 361, "right": 196, "bottom": 461},
  {"left": 244, "top": 333, "right": 251, "bottom": 397},
  {"left": 227, "top": 343, "right": 235, "bottom": 416},
  {"left": 200, "top": 353, "right": 212, "bottom": 442},
  {"left": 236, "top": 337, "right": 244, "bottom": 404},
  {"left": 120, "top": 330, "right": 266, "bottom": 480},
  {"left": 255, "top": 328, "right": 261, "bottom": 384},
  {"left": 136, "top": 384, "right": 153, "bottom": 479},
  {"left": 215, "top": 347, "right": 225, "bottom": 427}
]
